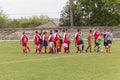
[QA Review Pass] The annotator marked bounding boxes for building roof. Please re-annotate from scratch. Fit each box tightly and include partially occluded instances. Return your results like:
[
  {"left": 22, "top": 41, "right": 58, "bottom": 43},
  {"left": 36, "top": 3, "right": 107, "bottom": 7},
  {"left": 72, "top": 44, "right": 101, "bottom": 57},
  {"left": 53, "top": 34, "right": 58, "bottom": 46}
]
[{"left": 35, "top": 21, "right": 59, "bottom": 29}]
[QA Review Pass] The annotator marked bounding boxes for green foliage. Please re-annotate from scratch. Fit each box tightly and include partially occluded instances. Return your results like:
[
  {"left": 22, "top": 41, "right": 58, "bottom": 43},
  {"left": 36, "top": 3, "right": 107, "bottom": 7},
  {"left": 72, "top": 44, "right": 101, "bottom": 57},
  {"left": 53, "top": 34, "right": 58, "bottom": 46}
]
[
  {"left": 0, "top": 9, "right": 50, "bottom": 28},
  {"left": 60, "top": 0, "right": 120, "bottom": 26},
  {"left": 9, "top": 16, "right": 50, "bottom": 28},
  {"left": 0, "top": 10, "right": 9, "bottom": 28},
  {"left": 60, "top": 1, "right": 70, "bottom": 26}
]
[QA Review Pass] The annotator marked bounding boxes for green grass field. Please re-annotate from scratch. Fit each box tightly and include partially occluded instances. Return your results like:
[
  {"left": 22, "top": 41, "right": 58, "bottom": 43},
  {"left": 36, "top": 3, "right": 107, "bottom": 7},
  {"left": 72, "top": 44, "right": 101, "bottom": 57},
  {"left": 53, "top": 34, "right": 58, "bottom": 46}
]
[{"left": 0, "top": 41, "right": 120, "bottom": 80}]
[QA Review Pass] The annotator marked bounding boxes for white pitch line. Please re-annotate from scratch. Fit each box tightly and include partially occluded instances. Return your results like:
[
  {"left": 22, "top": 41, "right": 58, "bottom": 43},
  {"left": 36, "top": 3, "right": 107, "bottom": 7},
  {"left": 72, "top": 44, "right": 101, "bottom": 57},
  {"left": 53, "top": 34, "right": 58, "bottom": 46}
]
[
  {"left": 0, "top": 49, "right": 120, "bottom": 65},
  {"left": 0, "top": 54, "right": 80, "bottom": 65}
]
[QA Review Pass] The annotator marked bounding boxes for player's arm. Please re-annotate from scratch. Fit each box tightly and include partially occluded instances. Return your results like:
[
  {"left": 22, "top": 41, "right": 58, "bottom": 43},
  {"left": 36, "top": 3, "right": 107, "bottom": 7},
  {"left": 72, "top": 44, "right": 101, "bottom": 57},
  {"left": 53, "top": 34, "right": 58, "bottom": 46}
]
[
  {"left": 88, "top": 33, "right": 90, "bottom": 41},
  {"left": 43, "top": 35, "right": 45, "bottom": 41},
  {"left": 63, "top": 33, "right": 65, "bottom": 41},
  {"left": 20, "top": 36, "right": 23, "bottom": 44},
  {"left": 46, "top": 35, "right": 48, "bottom": 42},
  {"left": 26, "top": 35, "right": 29, "bottom": 43},
  {"left": 74, "top": 33, "right": 77, "bottom": 43},
  {"left": 48, "top": 35, "right": 51, "bottom": 41},
  {"left": 68, "top": 33, "right": 71, "bottom": 40},
  {"left": 53, "top": 33, "right": 56, "bottom": 41},
  {"left": 33, "top": 35, "right": 36, "bottom": 44},
  {"left": 111, "top": 34, "right": 113, "bottom": 42}
]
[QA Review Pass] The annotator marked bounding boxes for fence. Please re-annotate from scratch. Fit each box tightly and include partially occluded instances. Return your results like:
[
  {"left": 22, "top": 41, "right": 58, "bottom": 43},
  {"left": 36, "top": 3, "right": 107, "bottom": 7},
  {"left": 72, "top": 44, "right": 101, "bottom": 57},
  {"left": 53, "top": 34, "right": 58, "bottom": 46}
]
[{"left": 0, "top": 26, "right": 120, "bottom": 40}]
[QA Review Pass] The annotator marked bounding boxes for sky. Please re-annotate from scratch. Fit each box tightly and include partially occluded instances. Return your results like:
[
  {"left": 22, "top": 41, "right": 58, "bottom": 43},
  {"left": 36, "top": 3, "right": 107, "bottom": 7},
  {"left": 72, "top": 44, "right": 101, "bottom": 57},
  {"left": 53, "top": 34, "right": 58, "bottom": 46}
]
[{"left": 0, "top": 0, "right": 68, "bottom": 19}]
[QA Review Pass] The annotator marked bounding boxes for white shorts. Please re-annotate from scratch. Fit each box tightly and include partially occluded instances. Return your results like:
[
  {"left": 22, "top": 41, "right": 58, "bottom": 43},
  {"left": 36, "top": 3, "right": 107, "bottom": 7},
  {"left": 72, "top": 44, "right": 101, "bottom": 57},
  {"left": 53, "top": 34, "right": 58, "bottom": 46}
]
[
  {"left": 64, "top": 43, "right": 68, "bottom": 47},
  {"left": 49, "top": 42, "right": 54, "bottom": 47}
]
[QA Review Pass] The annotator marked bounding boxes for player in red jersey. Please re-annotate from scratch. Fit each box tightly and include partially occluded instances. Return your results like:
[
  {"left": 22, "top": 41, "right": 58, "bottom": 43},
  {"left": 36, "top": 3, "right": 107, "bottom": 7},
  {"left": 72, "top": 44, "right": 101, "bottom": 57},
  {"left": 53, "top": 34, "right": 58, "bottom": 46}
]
[
  {"left": 43, "top": 31, "right": 48, "bottom": 53},
  {"left": 75, "top": 29, "right": 81, "bottom": 53},
  {"left": 34, "top": 31, "right": 41, "bottom": 53},
  {"left": 63, "top": 29, "right": 70, "bottom": 53},
  {"left": 20, "top": 32, "right": 30, "bottom": 53},
  {"left": 48, "top": 30, "right": 54, "bottom": 53},
  {"left": 54, "top": 30, "right": 61, "bottom": 53},
  {"left": 93, "top": 28, "right": 101, "bottom": 52}
]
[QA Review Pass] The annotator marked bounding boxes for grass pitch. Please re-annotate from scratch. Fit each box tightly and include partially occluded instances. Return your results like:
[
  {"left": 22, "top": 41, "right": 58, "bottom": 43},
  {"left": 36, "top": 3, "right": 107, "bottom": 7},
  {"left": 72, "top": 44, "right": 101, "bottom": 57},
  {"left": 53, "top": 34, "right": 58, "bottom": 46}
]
[{"left": 0, "top": 41, "right": 120, "bottom": 80}]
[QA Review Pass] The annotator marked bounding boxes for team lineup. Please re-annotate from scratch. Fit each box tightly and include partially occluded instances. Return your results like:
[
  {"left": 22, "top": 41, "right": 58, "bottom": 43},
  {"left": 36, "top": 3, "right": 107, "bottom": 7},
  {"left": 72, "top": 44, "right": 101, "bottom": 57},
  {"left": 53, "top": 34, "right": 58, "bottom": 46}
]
[{"left": 20, "top": 28, "right": 113, "bottom": 54}]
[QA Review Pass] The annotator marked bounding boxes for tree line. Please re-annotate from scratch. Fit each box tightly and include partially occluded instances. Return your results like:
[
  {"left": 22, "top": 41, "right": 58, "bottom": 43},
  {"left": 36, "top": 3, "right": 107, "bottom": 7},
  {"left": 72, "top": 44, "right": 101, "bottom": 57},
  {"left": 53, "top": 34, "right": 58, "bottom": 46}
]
[
  {"left": 60, "top": 0, "right": 120, "bottom": 26},
  {"left": 0, "top": 10, "right": 50, "bottom": 28}
]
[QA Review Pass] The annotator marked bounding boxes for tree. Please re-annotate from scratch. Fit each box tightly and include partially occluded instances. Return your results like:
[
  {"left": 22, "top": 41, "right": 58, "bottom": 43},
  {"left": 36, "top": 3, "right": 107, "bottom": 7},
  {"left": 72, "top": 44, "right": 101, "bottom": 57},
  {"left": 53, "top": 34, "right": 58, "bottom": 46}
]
[
  {"left": 0, "top": 8, "right": 50, "bottom": 28},
  {"left": 9, "top": 15, "right": 50, "bottom": 28},
  {"left": 60, "top": 1, "right": 70, "bottom": 26},
  {"left": 60, "top": 0, "right": 120, "bottom": 26},
  {"left": 0, "top": 9, "right": 9, "bottom": 28}
]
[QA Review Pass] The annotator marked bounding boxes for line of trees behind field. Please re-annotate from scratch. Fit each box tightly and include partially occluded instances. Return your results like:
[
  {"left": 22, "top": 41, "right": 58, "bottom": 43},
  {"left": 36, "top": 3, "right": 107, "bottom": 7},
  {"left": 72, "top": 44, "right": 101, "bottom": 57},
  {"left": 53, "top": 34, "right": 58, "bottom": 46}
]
[
  {"left": 60, "top": 0, "right": 120, "bottom": 26},
  {"left": 0, "top": 9, "right": 50, "bottom": 28}
]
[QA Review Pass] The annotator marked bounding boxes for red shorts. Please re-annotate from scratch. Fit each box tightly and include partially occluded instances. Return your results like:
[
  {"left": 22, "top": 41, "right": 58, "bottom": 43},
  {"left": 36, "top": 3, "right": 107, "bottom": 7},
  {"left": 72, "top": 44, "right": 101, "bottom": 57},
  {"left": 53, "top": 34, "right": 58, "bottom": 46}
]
[
  {"left": 35, "top": 42, "right": 39, "bottom": 46},
  {"left": 76, "top": 41, "right": 80, "bottom": 45},
  {"left": 68, "top": 40, "right": 71, "bottom": 44},
  {"left": 22, "top": 43, "right": 27, "bottom": 46}
]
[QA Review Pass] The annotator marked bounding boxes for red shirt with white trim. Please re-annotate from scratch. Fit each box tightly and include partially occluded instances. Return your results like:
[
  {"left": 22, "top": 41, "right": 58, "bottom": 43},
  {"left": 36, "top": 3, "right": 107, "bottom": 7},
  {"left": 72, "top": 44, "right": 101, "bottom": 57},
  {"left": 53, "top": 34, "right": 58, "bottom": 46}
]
[
  {"left": 43, "top": 34, "right": 48, "bottom": 41},
  {"left": 63, "top": 32, "right": 68, "bottom": 43},
  {"left": 75, "top": 32, "right": 80, "bottom": 43},
  {"left": 48, "top": 35, "right": 54, "bottom": 42},
  {"left": 94, "top": 31, "right": 100, "bottom": 40},
  {"left": 34, "top": 34, "right": 41, "bottom": 45},
  {"left": 21, "top": 34, "right": 28, "bottom": 44},
  {"left": 54, "top": 32, "right": 60, "bottom": 41}
]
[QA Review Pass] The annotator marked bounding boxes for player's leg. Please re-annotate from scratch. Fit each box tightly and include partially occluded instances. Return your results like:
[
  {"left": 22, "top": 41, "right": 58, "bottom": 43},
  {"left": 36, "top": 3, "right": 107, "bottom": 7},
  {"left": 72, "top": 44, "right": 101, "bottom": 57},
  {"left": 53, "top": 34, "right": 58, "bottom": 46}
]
[
  {"left": 49, "top": 42, "right": 54, "bottom": 53},
  {"left": 81, "top": 40, "right": 84, "bottom": 52},
  {"left": 26, "top": 44, "right": 30, "bottom": 52},
  {"left": 22, "top": 44, "right": 25, "bottom": 53},
  {"left": 23, "top": 43, "right": 27, "bottom": 53},
  {"left": 64, "top": 43, "right": 69, "bottom": 53},
  {"left": 108, "top": 42, "right": 112, "bottom": 53},
  {"left": 94, "top": 40, "right": 97, "bottom": 51},
  {"left": 45, "top": 41, "right": 48, "bottom": 53},
  {"left": 51, "top": 42, "right": 54, "bottom": 53},
  {"left": 106, "top": 40, "right": 110, "bottom": 53},
  {"left": 60, "top": 39, "right": 63, "bottom": 52},
  {"left": 96, "top": 44, "right": 100, "bottom": 53},
  {"left": 85, "top": 42, "right": 89, "bottom": 53},
  {"left": 85, "top": 46, "right": 89, "bottom": 53},
  {"left": 36, "top": 45, "right": 38, "bottom": 53},
  {"left": 105, "top": 40, "right": 109, "bottom": 53},
  {"left": 23, "top": 46, "right": 26, "bottom": 53},
  {"left": 40, "top": 39, "right": 43, "bottom": 51},
  {"left": 89, "top": 41, "right": 92, "bottom": 53},
  {"left": 109, "top": 40, "right": 112, "bottom": 53},
  {"left": 35, "top": 43, "right": 40, "bottom": 53},
  {"left": 56, "top": 40, "right": 61, "bottom": 53},
  {"left": 82, "top": 44, "right": 84, "bottom": 52},
  {"left": 54, "top": 41, "right": 57, "bottom": 53},
  {"left": 38, "top": 45, "right": 41, "bottom": 53},
  {"left": 76, "top": 43, "right": 81, "bottom": 53},
  {"left": 44, "top": 46, "right": 47, "bottom": 53},
  {"left": 104, "top": 41, "right": 107, "bottom": 53},
  {"left": 63, "top": 43, "right": 66, "bottom": 53},
  {"left": 49, "top": 42, "right": 51, "bottom": 53},
  {"left": 68, "top": 40, "right": 70, "bottom": 53}
]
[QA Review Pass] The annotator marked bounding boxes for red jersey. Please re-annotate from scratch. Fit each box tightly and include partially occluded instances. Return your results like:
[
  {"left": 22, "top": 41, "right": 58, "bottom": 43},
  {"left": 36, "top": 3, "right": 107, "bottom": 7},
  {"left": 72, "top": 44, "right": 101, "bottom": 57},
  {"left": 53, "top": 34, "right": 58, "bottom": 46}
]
[
  {"left": 54, "top": 33, "right": 60, "bottom": 41},
  {"left": 43, "top": 34, "right": 48, "bottom": 41},
  {"left": 48, "top": 35, "right": 54, "bottom": 42},
  {"left": 94, "top": 31, "right": 100, "bottom": 40},
  {"left": 75, "top": 32, "right": 80, "bottom": 43},
  {"left": 63, "top": 32, "right": 68, "bottom": 43},
  {"left": 34, "top": 34, "right": 41, "bottom": 45},
  {"left": 21, "top": 34, "right": 28, "bottom": 44}
]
